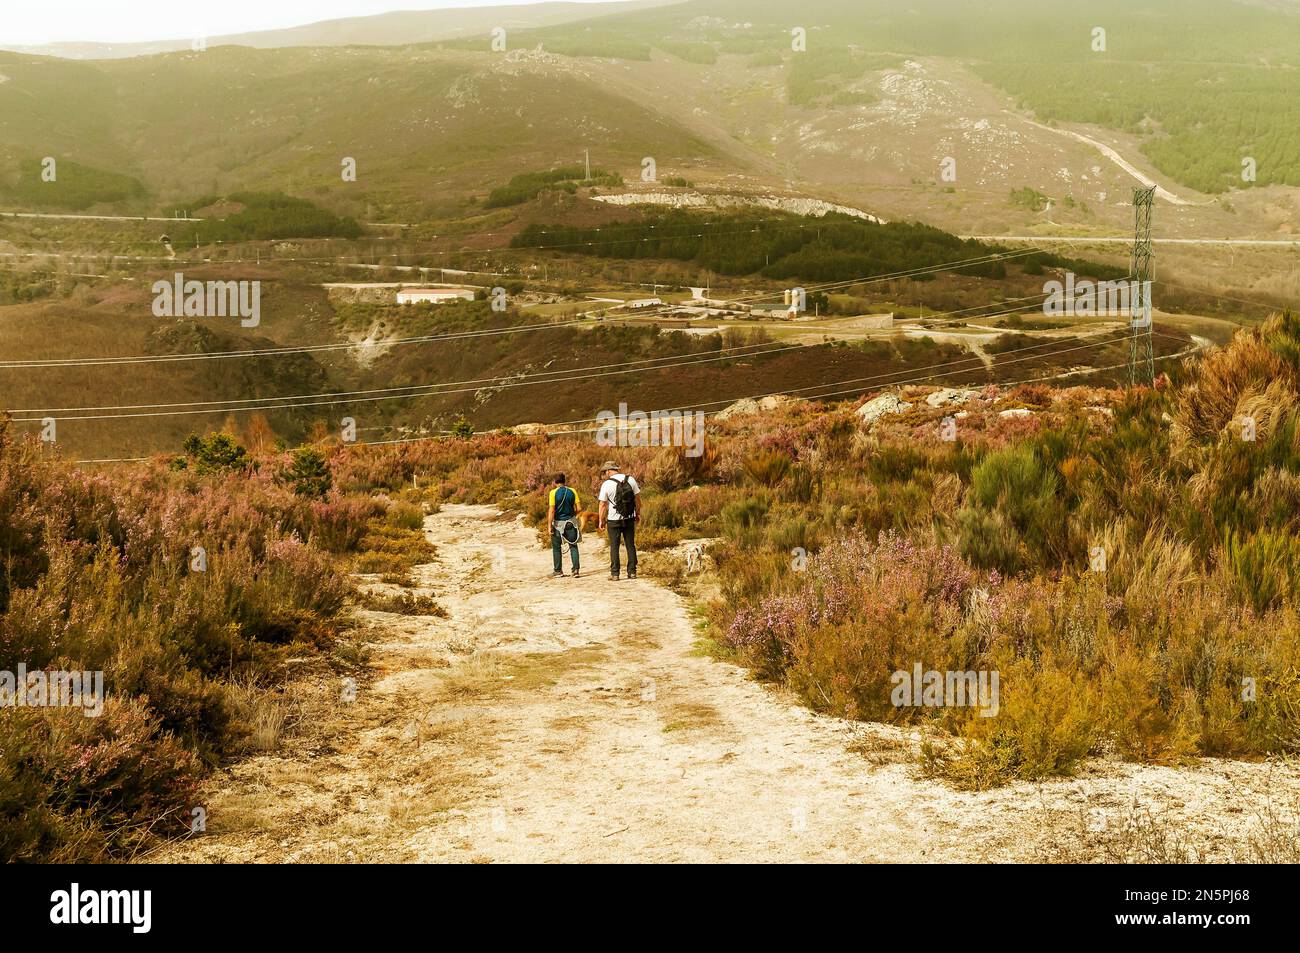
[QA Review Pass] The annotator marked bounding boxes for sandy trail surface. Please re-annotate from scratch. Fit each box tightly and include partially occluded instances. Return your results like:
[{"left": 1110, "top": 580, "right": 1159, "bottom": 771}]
[{"left": 153, "top": 505, "right": 1300, "bottom": 863}]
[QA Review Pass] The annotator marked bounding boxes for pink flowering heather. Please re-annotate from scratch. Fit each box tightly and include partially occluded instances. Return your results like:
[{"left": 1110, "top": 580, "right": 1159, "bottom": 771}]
[{"left": 725, "top": 530, "right": 991, "bottom": 669}]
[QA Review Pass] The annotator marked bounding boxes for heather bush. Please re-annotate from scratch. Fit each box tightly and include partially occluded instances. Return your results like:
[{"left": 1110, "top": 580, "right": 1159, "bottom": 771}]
[
  {"left": 0, "top": 420, "right": 365, "bottom": 860},
  {"left": 307, "top": 492, "right": 382, "bottom": 552},
  {"left": 725, "top": 532, "right": 978, "bottom": 714},
  {"left": 214, "top": 535, "right": 351, "bottom": 643},
  {"left": 1006, "top": 382, "right": 1053, "bottom": 408},
  {"left": 0, "top": 699, "right": 200, "bottom": 861}
]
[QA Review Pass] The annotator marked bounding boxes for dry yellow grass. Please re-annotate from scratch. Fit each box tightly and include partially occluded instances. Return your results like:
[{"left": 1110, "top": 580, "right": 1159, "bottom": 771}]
[
  {"left": 225, "top": 675, "right": 294, "bottom": 753},
  {"left": 1178, "top": 319, "right": 1298, "bottom": 443}
]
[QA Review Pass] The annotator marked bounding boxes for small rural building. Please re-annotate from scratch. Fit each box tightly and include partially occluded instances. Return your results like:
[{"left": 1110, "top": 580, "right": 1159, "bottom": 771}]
[
  {"left": 396, "top": 287, "right": 475, "bottom": 305},
  {"left": 626, "top": 297, "right": 664, "bottom": 309}
]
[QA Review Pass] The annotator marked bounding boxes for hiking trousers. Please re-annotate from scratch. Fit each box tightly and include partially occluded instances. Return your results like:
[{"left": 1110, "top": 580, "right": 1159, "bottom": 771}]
[
  {"left": 607, "top": 519, "right": 637, "bottom": 577},
  {"left": 552, "top": 522, "right": 579, "bottom": 573}
]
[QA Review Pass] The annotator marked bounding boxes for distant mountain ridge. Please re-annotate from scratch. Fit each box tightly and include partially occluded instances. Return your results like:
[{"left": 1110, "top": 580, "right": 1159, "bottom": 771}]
[{"left": 0, "top": 0, "right": 677, "bottom": 60}]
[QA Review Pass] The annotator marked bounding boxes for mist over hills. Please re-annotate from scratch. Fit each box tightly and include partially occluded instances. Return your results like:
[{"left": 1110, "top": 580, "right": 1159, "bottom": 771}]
[{"left": 0, "top": 1, "right": 676, "bottom": 59}]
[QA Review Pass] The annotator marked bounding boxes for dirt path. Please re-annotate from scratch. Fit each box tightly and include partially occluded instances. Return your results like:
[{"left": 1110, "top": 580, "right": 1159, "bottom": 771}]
[
  {"left": 153, "top": 505, "right": 1300, "bottom": 864},
  {"left": 1010, "top": 113, "right": 1194, "bottom": 206}
]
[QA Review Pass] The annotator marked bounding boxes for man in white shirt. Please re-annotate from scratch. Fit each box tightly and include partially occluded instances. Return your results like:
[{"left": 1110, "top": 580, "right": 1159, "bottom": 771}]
[{"left": 597, "top": 460, "right": 641, "bottom": 580}]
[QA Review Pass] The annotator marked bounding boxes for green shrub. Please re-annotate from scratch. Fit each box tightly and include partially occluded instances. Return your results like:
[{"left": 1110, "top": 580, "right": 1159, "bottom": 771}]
[
  {"left": 175, "top": 432, "right": 249, "bottom": 475},
  {"left": 1223, "top": 530, "right": 1300, "bottom": 612},
  {"left": 385, "top": 501, "right": 426, "bottom": 531},
  {"left": 927, "top": 663, "right": 1099, "bottom": 789},
  {"left": 958, "top": 445, "right": 1068, "bottom": 573},
  {"left": 284, "top": 447, "right": 332, "bottom": 497},
  {"left": 720, "top": 494, "right": 770, "bottom": 542}
]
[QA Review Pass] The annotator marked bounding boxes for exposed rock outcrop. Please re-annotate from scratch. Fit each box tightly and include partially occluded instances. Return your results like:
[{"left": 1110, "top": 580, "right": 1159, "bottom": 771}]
[{"left": 856, "top": 393, "right": 912, "bottom": 425}]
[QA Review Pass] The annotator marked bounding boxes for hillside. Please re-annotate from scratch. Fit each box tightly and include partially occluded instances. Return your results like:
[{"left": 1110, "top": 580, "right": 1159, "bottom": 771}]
[
  {"left": 3, "top": 0, "right": 1299, "bottom": 249},
  {"left": 0, "top": 45, "right": 721, "bottom": 222},
  {"left": 501, "top": 0, "right": 1300, "bottom": 193}
]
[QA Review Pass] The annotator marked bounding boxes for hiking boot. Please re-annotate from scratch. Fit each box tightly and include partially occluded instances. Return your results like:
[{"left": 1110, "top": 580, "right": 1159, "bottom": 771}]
[
  {"left": 551, "top": 571, "right": 563, "bottom": 578},
  {"left": 609, "top": 573, "right": 619, "bottom": 581},
  {"left": 627, "top": 572, "right": 637, "bottom": 580},
  {"left": 571, "top": 569, "right": 581, "bottom": 578}
]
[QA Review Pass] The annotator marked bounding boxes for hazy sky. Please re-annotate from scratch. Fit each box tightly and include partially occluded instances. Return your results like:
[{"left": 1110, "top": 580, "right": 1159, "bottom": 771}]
[{"left": 0, "top": 0, "right": 624, "bottom": 46}]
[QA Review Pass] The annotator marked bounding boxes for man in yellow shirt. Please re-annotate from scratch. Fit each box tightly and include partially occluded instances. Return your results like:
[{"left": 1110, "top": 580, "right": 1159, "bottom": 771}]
[{"left": 547, "top": 473, "right": 583, "bottom": 578}]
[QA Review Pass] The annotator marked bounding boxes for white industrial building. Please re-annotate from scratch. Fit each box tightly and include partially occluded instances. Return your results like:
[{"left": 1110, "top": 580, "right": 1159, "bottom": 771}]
[{"left": 396, "top": 287, "right": 475, "bottom": 305}]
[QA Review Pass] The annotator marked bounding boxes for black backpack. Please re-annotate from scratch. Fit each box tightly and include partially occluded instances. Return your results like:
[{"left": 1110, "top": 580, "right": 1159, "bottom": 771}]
[{"left": 612, "top": 474, "right": 637, "bottom": 519}]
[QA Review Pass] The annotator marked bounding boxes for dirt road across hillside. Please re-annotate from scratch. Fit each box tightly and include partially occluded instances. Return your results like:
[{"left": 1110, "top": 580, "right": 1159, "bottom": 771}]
[{"left": 152, "top": 505, "right": 1300, "bottom": 863}]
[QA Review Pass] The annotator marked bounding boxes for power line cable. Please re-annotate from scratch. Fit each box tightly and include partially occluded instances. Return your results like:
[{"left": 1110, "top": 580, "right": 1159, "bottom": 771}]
[{"left": 12, "top": 288, "right": 1074, "bottom": 419}]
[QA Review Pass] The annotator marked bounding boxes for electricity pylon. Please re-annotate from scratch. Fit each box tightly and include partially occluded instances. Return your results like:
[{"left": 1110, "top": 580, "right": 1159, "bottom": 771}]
[{"left": 1128, "top": 185, "right": 1155, "bottom": 387}]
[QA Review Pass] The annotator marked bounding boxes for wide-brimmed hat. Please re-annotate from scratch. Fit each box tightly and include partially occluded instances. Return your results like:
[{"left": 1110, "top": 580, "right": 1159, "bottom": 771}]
[{"left": 599, "top": 460, "right": 620, "bottom": 472}]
